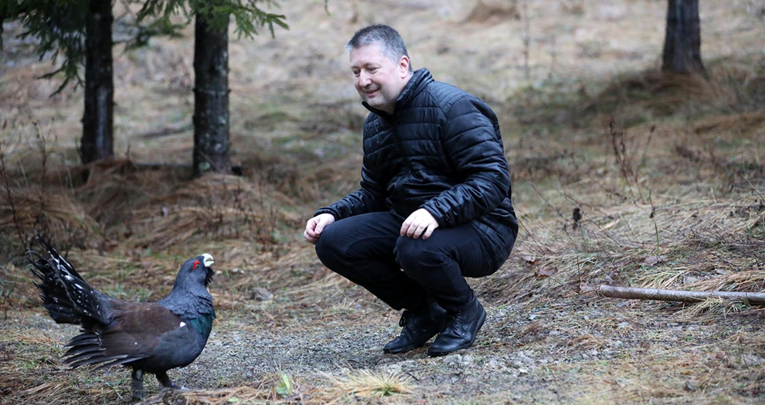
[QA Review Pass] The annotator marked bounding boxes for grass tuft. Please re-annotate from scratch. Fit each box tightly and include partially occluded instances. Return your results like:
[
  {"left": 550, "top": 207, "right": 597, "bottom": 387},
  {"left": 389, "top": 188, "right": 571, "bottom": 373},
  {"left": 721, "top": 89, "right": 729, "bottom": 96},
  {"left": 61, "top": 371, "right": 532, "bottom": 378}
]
[{"left": 324, "top": 369, "right": 414, "bottom": 401}]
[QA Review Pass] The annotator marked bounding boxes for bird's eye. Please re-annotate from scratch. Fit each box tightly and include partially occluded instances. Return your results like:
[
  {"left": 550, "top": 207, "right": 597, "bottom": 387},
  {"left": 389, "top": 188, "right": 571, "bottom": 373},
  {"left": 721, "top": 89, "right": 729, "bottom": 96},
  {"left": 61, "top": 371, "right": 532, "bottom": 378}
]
[{"left": 193, "top": 260, "right": 200, "bottom": 270}]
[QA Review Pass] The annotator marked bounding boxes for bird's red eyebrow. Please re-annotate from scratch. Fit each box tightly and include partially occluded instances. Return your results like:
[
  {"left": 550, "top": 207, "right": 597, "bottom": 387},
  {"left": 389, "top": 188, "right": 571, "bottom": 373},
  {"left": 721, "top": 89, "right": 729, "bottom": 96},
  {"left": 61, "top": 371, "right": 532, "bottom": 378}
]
[{"left": 193, "top": 260, "right": 200, "bottom": 270}]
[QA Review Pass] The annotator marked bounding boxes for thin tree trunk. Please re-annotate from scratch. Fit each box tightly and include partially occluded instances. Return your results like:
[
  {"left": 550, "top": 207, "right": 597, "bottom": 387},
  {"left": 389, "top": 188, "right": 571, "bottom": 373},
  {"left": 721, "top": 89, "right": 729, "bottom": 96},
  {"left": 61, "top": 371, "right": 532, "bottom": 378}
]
[
  {"left": 81, "top": 0, "right": 114, "bottom": 164},
  {"left": 193, "top": 13, "right": 230, "bottom": 177},
  {"left": 0, "top": 12, "right": 5, "bottom": 47},
  {"left": 599, "top": 285, "right": 765, "bottom": 305},
  {"left": 662, "top": 0, "right": 705, "bottom": 75}
]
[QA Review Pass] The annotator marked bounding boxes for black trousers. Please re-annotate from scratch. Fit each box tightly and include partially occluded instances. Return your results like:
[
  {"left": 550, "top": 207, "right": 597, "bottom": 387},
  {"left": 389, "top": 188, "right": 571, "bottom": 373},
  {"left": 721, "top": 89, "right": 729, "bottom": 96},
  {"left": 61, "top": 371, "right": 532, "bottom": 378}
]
[{"left": 314, "top": 211, "right": 514, "bottom": 314}]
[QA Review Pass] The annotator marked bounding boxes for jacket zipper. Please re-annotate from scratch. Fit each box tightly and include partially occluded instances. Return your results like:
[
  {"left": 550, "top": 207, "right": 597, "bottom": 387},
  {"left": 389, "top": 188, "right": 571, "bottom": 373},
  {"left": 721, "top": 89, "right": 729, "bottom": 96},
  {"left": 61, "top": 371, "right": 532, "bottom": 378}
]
[{"left": 388, "top": 114, "right": 414, "bottom": 173}]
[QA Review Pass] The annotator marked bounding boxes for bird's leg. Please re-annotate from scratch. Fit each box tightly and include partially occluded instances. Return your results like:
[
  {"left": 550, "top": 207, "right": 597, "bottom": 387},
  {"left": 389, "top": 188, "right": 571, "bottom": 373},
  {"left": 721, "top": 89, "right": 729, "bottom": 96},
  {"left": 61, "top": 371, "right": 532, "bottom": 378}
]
[
  {"left": 155, "top": 371, "right": 176, "bottom": 389},
  {"left": 131, "top": 369, "right": 145, "bottom": 400}
]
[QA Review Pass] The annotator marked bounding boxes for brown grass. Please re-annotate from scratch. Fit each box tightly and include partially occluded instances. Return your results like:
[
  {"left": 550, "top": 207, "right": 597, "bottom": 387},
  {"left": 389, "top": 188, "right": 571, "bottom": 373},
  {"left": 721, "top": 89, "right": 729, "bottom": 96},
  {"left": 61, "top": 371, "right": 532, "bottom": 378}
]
[
  {"left": 138, "top": 386, "right": 276, "bottom": 405},
  {"left": 0, "top": 186, "right": 100, "bottom": 251},
  {"left": 322, "top": 369, "right": 414, "bottom": 403}
]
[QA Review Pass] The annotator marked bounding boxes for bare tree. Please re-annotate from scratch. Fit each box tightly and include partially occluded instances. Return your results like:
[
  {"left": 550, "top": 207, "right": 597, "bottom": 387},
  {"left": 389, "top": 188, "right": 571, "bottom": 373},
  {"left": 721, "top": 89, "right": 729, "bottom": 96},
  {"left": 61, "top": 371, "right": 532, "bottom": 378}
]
[
  {"left": 1, "top": 0, "right": 114, "bottom": 164},
  {"left": 192, "top": 12, "right": 230, "bottom": 177},
  {"left": 81, "top": 0, "right": 115, "bottom": 164},
  {"left": 662, "top": 0, "right": 706, "bottom": 75},
  {"left": 136, "top": 0, "right": 288, "bottom": 177}
]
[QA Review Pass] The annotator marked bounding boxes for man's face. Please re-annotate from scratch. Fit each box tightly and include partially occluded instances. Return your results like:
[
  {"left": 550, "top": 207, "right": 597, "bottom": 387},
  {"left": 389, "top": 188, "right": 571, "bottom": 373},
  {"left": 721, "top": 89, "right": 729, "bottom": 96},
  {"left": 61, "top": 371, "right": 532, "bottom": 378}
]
[{"left": 350, "top": 44, "right": 410, "bottom": 114}]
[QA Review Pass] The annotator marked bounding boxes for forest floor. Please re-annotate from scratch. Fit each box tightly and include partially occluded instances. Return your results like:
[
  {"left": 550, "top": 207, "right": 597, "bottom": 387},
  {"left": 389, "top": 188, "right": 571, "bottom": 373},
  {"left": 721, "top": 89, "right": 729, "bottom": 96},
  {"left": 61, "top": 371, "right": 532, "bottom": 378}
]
[{"left": 1, "top": 0, "right": 765, "bottom": 404}]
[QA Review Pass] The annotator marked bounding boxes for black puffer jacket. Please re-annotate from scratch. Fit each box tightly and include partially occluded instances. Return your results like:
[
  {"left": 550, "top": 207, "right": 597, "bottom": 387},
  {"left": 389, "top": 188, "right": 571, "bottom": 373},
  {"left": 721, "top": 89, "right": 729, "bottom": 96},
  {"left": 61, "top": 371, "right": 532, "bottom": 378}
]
[{"left": 317, "top": 68, "right": 518, "bottom": 241}]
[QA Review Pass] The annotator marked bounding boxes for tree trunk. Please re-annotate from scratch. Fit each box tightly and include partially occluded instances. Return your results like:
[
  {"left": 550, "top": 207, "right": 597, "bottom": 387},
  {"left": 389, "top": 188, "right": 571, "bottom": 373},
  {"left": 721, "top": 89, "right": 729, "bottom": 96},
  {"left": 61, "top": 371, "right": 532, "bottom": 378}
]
[
  {"left": 0, "top": 12, "right": 5, "bottom": 47},
  {"left": 193, "top": 13, "right": 230, "bottom": 177},
  {"left": 662, "top": 0, "right": 705, "bottom": 75},
  {"left": 81, "top": 0, "right": 114, "bottom": 164}
]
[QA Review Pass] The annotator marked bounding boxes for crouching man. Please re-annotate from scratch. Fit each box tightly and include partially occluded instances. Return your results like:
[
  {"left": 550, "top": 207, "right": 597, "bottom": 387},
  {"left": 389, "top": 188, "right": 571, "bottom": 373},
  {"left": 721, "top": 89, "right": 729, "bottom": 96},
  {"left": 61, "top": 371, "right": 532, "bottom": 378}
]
[{"left": 304, "top": 25, "right": 518, "bottom": 357}]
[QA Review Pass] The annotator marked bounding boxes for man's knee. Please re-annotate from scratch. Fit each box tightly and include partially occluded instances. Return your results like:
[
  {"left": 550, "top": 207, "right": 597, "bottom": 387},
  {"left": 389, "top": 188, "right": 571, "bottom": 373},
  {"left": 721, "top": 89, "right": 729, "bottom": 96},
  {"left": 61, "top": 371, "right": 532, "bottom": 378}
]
[
  {"left": 314, "top": 224, "right": 342, "bottom": 265},
  {"left": 395, "top": 237, "right": 443, "bottom": 275}
]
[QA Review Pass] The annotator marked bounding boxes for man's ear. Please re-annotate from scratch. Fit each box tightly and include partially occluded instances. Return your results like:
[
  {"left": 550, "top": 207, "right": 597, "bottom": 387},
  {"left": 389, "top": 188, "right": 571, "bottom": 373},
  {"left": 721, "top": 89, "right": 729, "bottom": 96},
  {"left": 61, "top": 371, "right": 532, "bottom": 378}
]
[{"left": 398, "top": 55, "right": 410, "bottom": 77}]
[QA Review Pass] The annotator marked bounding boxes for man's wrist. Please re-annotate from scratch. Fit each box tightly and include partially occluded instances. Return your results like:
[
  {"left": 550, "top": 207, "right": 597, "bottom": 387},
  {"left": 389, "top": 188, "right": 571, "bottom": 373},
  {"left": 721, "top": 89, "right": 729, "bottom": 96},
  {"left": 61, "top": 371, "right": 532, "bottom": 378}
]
[
  {"left": 420, "top": 205, "right": 444, "bottom": 227},
  {"left": 314, "top": 208, "right": 338, "bottom": 219}
]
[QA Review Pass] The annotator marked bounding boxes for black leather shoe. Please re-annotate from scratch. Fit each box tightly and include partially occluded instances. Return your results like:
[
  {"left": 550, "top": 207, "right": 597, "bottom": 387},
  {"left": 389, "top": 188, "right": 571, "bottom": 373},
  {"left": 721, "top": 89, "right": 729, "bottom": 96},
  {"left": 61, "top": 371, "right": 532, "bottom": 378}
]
[
  {"left": 428, "top": 296, "right": 486, "bottom": 357},
  {"left": 383, "top": 301, "right": 447, "bottom": 354}
]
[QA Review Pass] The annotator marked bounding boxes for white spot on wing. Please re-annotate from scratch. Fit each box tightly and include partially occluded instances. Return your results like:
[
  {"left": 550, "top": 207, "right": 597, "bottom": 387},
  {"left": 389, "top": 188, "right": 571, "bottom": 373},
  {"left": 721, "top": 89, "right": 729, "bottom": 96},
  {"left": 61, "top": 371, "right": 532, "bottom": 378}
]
[{"left": 180, "top": 322, "right": 186, "bottom": 328}]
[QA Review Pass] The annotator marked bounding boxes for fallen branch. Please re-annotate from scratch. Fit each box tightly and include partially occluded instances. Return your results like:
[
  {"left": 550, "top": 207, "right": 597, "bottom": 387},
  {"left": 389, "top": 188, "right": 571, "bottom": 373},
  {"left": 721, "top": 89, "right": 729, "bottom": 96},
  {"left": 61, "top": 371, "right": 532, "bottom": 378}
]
[{"left": 598, "top": 285, "right": 765, "bottom": 305}]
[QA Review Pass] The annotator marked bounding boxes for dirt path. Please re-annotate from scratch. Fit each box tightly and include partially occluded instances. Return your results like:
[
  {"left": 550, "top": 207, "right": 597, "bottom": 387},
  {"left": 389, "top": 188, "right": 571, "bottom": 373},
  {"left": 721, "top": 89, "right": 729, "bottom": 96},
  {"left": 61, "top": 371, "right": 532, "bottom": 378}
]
[{"left": 3, "top": 285, "right": 764, "bottom": 404}]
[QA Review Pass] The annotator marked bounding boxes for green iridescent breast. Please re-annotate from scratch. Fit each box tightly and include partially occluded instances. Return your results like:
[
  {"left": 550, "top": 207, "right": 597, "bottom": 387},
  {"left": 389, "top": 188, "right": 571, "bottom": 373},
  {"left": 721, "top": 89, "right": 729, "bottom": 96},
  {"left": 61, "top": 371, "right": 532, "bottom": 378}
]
[{"left": 187, "top": 312, "right": 215, "bottom": 337}]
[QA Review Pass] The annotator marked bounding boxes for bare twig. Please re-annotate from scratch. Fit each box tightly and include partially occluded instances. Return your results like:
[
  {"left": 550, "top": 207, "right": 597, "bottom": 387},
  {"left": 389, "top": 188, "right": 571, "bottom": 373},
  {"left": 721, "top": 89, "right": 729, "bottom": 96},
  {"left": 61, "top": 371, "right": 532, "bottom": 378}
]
[
  {"left": 0, "top": 142, "right": 26, "bottom": 246},
  {"left": 521, "top": 0, "right": 531, "bottom": 86}
]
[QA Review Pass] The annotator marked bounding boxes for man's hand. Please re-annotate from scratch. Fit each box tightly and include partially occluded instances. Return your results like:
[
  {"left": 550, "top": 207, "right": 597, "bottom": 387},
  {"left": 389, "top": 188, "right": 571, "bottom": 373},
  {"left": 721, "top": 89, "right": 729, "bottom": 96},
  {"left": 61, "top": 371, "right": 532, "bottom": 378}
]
[
  {"left": 400, "top": 208, "right": 439, "bottom": 240},
  {"left": 304, "top": 213, "right": 335, "bottom": 244}
]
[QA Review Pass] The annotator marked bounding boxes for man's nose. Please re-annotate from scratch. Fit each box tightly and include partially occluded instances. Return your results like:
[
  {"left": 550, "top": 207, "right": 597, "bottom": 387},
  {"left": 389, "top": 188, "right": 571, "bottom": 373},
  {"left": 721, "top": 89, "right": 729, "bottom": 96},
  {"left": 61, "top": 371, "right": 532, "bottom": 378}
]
[{"left": 357, "top": 71, "right": 371, "bottom": 86}]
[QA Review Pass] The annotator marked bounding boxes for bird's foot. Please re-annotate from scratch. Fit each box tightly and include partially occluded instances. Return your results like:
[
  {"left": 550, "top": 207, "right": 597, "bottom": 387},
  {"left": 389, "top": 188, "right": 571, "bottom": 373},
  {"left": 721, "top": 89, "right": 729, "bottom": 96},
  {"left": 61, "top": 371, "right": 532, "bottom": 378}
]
[
  {"left": 155, "top": 371, "right": 177, "bottom": 389},
  {"left": 131, "top": 369, "right": 146, "bottom": 401},
  {"left": 131, "top": 390, "right": 146, "bottom": 402}
]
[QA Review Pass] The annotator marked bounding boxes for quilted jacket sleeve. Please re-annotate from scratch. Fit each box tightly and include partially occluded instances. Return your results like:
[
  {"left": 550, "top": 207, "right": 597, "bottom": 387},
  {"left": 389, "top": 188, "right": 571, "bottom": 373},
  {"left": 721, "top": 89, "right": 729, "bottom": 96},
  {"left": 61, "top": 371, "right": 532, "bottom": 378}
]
[{"left": 421, "top": 96, "right": 510, "bottom": 227}]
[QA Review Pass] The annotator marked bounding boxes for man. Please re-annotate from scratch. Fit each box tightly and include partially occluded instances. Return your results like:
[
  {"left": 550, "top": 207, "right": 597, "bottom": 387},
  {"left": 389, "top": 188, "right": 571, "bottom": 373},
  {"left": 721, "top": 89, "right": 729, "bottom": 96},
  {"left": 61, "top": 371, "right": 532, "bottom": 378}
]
[{"left": 304, "top": 25, "right": 518, "bottom": 357}]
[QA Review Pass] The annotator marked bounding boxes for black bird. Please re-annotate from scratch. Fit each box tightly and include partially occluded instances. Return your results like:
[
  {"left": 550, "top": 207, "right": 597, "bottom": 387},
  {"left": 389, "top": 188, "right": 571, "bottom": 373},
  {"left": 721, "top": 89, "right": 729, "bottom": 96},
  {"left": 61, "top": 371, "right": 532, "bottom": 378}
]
[{"left": 27, "top": 239, "right": 216, "bottom": 400}]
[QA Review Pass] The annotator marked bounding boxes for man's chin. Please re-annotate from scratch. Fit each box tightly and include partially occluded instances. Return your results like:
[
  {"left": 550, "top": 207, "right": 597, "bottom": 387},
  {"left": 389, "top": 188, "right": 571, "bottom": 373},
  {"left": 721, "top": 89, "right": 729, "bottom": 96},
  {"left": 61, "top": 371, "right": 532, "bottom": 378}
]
[{"left": 365, "top": 99, "right": 387, "bottom": 110}]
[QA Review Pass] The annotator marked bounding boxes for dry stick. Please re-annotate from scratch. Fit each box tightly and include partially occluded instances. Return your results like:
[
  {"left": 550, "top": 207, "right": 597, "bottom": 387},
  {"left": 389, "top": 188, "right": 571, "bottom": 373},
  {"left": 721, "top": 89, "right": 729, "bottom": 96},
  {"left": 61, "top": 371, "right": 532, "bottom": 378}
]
[
  {"left": 739, "top": 169, "right": 764, "bottom": 202},
  {"left": 528, "top": 182, "right": 577, "bottom": 245},
  {"left": 521, "top": 0, "right": 531, "bottom": 86},
  {"left": 599, "top": 285, "right": 765, "bottom": 305},
  {"left": 517, "top": 218, "right": 555, "bottom": 254},
  {"left": 0, "top": 143, "right": 26, "bottom": 245}
]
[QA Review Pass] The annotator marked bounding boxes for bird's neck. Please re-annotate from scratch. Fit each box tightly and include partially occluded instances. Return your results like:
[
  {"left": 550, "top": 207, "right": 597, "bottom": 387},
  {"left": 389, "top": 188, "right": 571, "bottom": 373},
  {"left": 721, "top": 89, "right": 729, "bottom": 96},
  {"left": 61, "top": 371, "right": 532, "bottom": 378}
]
[{"left": 159, "top": 286, "right": 215, "bottom": 322}]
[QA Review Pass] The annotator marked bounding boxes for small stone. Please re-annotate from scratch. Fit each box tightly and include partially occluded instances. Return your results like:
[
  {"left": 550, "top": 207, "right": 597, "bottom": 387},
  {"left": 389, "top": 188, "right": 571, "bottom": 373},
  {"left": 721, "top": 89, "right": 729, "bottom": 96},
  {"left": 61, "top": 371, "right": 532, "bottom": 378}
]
[
  {"left": 643, "top": 255, "right": 667, "bottom": 266},
  {"left": 516, "top": 351, "right": 535, "bottom": 366},
  {"left": 251, "top": 287, "right": 273, "bottom": 301},
  {"left": 743, "top": 354, "right": 765, "bottom": 365},
  {"left": 685, "top": 381, "right": 698, "bottom": 392}
]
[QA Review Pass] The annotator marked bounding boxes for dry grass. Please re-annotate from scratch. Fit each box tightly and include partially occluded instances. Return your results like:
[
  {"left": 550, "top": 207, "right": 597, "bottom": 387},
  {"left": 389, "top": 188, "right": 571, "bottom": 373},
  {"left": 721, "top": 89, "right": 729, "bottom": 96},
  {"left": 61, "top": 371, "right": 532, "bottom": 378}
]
[
  {"left": 134, "top": 370, "right": 413, "bottom": 405},
  {"left": 138, "top": 386, "right": 276, "bottom": 405},
  {"left": 322, "top": 369, "right": 414, "bottom": 403},
  {"left": 0, "top": 185, "right": 101, "bottom": 251}
]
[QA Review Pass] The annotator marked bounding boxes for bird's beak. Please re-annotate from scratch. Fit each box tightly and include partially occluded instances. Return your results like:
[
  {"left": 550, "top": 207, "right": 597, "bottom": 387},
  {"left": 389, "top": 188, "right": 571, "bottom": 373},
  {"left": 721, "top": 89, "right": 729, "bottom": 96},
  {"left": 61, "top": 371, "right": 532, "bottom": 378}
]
[{"left": 201, "top": 253, "right": 214, "bottom": 267}]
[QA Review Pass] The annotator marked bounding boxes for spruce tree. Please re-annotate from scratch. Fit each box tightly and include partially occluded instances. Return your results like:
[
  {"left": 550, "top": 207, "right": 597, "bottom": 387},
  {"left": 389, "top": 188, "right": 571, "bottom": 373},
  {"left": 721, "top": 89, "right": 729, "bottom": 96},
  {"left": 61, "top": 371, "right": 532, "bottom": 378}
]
[{"left": 136, "top": 0, "right": 288, "bottom": 177}]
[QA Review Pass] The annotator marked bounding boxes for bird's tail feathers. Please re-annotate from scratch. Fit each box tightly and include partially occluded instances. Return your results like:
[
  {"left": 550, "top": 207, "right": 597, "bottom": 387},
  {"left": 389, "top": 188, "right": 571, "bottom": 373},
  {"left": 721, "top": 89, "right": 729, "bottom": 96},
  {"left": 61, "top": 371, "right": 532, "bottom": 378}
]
[{"left": 27, "top": 239, "right": 110, "bottom": 326}]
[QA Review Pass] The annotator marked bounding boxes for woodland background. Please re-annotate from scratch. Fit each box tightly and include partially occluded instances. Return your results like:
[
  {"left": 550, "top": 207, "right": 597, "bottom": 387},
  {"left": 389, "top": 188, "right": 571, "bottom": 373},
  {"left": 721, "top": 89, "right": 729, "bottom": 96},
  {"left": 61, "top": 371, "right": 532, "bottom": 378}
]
[{"left": 1, "top": 0, "right": 765, "bottom": 404}]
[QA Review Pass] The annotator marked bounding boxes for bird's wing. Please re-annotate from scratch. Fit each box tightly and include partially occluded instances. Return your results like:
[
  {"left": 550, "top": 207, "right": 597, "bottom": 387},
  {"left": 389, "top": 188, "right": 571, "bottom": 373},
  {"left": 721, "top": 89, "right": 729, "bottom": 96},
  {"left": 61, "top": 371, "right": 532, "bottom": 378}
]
[{"left": 65, "top": 302, "right": 185, "bottom": 369}]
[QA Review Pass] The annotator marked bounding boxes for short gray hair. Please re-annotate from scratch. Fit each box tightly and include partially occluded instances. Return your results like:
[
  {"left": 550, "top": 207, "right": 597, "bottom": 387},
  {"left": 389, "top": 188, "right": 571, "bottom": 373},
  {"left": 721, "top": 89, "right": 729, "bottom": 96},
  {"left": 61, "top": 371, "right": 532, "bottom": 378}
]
[{"left": 347, "top": 25, "right": 413, "bottom": 72}]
